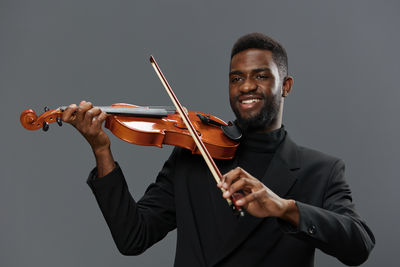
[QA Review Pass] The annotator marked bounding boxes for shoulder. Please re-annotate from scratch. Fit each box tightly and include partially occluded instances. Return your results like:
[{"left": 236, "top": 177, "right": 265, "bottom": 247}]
[
  {"left": 284, "top": 137, "right": 349, "bottom": 203},
  {"left": 294, "top": 144, "right": 347, "bottom": 189},
  {"left": 283, "top": 135, "right": 345, "bottom": 176},
  {"left": 297, "top": 145, "right": 342, "bottom": 165},
  {"left": 281, "top": 134, "right": 343, "bottom": 167}
]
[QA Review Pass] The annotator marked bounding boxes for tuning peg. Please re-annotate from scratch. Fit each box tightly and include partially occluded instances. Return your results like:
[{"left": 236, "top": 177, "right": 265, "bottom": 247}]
[
  {"left": 44, "top": 106, "right": 50, "bottom": 112},
  {"left": 42, "top": 122, "right": 49, "bottom": 131},
  {"left": 56, "top": 117, "right": 62, "bottom": 126}
]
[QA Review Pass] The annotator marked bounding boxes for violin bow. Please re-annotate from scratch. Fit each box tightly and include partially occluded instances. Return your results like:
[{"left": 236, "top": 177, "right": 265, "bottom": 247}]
[{"left": 149, "top": 56, "right": 244, "bottom": 216}]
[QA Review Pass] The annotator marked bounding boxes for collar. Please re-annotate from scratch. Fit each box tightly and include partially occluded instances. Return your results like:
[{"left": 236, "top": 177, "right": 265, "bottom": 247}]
[{"left": 240, "top": 126, "right": 286, "bottom": 153}]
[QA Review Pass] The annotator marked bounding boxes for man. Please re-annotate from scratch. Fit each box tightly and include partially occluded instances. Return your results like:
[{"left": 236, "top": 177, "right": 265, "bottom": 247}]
[{"left": 62, "top": 33, "right": 375, "bottom": 266}]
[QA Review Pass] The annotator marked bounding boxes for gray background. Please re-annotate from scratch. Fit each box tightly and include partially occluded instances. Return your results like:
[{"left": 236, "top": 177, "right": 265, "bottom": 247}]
[{"left": 1, "top": 0, "right": 398, "bottom": 266}]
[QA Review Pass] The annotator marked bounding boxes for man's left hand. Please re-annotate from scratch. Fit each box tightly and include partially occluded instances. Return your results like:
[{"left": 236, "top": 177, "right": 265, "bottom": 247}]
[{"left": 218, "top": 167, "right": 299, "bottom": 226}]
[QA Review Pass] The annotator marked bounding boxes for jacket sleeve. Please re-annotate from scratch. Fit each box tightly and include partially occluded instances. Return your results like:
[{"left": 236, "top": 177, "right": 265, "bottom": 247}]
[
  {"left": 279, "top": 159, "right": 375, "bottom": 266},
  {"left": 86, "top": 149, "right": 178, "bottom": 255}
]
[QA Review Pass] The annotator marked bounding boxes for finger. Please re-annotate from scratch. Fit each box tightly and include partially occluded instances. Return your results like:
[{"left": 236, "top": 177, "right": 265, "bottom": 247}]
[
  {"left": 223, "top": 177, "right": 257, "bottom": 198},
  {"left": 232, "top": 191, "right": 245, "bottom": 202},
  {"left": 91, "top": 111, "right": 108, "bottom": 129},
  {"left": 235, "top": 189, "right": 265, "bottom": 206},
  {"left": 85, "top": 107, "right": 102, "bottom": 123},
  {"left": 222, "top": 167, "right": 253, "bottom": 189},
  {"left": 80, "top": 101, "right": 93, "bottom": 112},
  {"left": 223, "top": 178, "right": 246, "bottom": 198},
  {"left": 230, "top": 177, "right": 258, "bottom": 194},
  {"left": 90, "top": 107, "right": 102, "bottom": 117},
  {"left": 76, "top": 101, "right": 93, "bottom": 122},
  {"left": 62, "top": 104, "right": 78, "bottom": 123},
  {"left": 87, "top": 107, "right": 102, "bottom": 125},
  {"left": 83, "top": 108, "right": 97, "bottom": 126},
  {"left": 221, "top": 167, "right": 242, "bottom": 188}
]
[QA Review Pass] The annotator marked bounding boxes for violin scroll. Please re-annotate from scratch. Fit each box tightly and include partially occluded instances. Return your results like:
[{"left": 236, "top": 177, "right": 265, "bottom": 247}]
[{"left": 20, "top": 107, "right": 63, "bottom": 131}]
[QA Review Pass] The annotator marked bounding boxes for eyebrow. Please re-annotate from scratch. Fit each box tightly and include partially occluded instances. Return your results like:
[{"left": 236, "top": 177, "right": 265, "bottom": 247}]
[{"left": 229, "top": 68, "right": 271, "bottom": 76}]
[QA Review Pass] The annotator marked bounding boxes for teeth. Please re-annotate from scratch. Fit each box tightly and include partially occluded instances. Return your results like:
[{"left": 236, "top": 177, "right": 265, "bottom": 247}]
[{"left": 241, "top": 99, "right": 260, "bottom": 104}]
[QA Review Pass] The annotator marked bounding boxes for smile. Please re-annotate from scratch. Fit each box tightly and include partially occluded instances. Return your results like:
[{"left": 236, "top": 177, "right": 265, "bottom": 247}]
[
  {"left": 238, "top": 98, "right": 263, "bottom": 111},
  {"left": 240, "top": 99, "right": 260, "bottom": 104}
]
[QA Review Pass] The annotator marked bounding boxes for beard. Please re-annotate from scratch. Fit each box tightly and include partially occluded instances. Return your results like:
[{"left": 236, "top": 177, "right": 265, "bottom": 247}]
[{"left": 230, "top": 94, "right": 281, "bottom": 133}]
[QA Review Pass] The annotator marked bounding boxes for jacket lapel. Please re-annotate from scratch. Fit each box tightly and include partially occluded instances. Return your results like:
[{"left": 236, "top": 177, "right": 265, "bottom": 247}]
[
  {"left": 210, "top": 134, "right": 301, "bottom": 266},
  {"left": 261, "top": 134, "right": 300, "bottom": 196}
]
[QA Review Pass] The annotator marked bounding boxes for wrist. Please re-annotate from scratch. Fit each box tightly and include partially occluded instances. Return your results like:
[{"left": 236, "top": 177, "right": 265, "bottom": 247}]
[
  {"left": 92, "top": 144, "right": 111, "bottom": 157},
  {"left": 93, "top": 146, "right": 115, "bottom": 178},
  {"left": 280, "top": 199, "right": 299, "bottom": 227}
]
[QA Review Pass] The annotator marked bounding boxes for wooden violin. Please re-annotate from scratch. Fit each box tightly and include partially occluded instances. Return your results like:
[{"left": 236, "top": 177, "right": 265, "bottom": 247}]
[
  {"left": 20, "top": 103, "right": 240, "bottom": 160},
  {"left": 20, "top": 55, "right": 245, "bottom": 216}
]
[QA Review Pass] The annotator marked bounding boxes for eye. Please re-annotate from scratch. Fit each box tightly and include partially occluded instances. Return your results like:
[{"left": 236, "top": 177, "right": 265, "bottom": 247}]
[
  {"left": 256, "top": 74, "right": 269, "bottom": 80},
  {"left": 230, "top": 76, "right": 242, "bottom": 83}
]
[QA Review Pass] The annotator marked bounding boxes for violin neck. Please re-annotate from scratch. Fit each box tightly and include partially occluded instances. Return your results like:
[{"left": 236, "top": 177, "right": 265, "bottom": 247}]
[{"left": 59, "top": 106, "right": 176, "bottom": 118}]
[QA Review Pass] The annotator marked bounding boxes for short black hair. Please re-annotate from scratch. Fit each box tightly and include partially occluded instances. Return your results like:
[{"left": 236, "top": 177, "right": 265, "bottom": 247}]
[{"left": 231, "top": 33, "right": 288, "bottom": 79}]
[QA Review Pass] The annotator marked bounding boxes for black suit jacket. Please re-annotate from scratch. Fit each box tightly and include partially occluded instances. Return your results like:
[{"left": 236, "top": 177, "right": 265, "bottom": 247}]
[{"left": 87, "top": 134, "right": 375, "bottom": 267}]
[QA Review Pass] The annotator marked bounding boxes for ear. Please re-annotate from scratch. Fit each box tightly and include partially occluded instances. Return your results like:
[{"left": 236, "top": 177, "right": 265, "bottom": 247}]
[{"left": 281, "top": 76, "right": 293, "bottom": 97}]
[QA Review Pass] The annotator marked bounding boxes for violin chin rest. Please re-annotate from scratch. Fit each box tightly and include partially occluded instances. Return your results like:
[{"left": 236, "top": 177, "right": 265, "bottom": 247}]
[{"left": 221, "top": 123, "right": 242, "bottom": 141}]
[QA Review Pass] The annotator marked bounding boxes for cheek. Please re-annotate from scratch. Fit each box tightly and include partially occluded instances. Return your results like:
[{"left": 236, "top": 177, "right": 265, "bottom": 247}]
[
  {"left": 263, "top": 82, "right": 280, "bottom": 97},
  {"left": 228, "top": 89, "right": 238, "bottom": 109},
  {"left": 228, "top": 86, "right": 235, "bottom": 100}
]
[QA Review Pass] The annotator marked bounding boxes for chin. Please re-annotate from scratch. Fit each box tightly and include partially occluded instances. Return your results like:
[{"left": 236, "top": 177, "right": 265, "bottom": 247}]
[
  {"left": 231, "top": 99, "right": 280, "bottom": 132},
  {"left": 237, "top": 115, "right": 271, "bottom": 132}
]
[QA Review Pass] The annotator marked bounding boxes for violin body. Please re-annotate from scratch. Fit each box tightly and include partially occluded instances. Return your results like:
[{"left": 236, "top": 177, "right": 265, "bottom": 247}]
[
  {"left": 107, "top": 104, "right": 238, "bottom": 159},
  {"left": 20, "top": 103, "right": 239, "bottom": 159}
]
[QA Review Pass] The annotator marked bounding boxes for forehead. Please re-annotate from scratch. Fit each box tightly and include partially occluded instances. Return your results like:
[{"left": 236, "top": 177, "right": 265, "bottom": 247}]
[{"left": 230, "top": 49, "right": 277, "bottom": 72}]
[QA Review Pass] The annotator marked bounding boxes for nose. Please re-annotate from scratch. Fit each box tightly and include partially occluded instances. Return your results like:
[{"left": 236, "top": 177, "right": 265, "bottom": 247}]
[{"left": 240, "top": 77, "right": 257, "bottom": 93}]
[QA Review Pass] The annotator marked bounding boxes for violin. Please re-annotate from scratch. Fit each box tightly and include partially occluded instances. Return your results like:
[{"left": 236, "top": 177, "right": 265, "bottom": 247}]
[
  {"left": 20, "top": 55, "right": 245, "bottom": 216},
  {"left": 20, "top": 103, "right": 240, "bottom": 160}
]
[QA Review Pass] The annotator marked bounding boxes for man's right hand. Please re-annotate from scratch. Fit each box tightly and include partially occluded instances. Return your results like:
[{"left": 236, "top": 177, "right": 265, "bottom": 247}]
[{"left": 62, "top": 100, "right": 115, "bottom": 177}]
